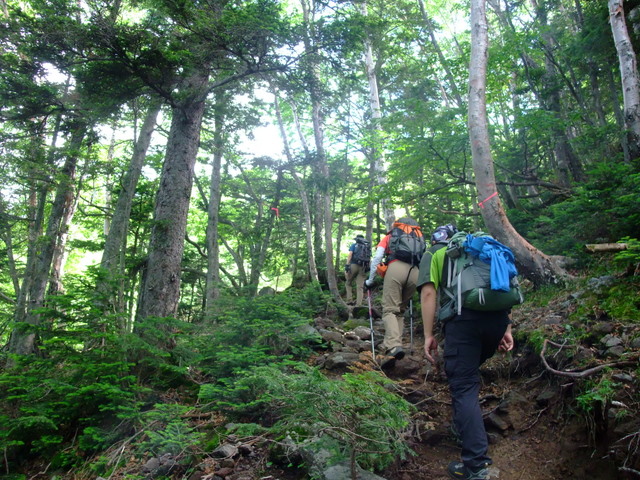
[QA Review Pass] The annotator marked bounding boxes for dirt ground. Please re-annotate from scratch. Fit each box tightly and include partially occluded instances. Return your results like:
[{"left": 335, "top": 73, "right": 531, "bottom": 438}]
[{"left": 379, "top": 351, "right": 621, "bottom": 480}]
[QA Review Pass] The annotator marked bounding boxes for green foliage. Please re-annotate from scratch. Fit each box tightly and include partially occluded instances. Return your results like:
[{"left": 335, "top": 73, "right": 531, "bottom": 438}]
[
  {"left": 201, "top": 364, "right": 414, "bottom": 474},
  {"left": 576, "top": 377, "right": 619, "bottom": 414},
  {"left": 513, "top": 164, "right": 640, "bottom": 256},
  {"left": 0, "top": 275, "right": 199, "bottom": 471},
  {"left": 0, "top": 353, "right": 143, "bottom": 469},
  {"left": 137, "top": 404, "right": 204, "bottom": 457},
  {"left": 614, "top": 237, "right": 640, "bottom": 269},
  {"left": 195, "top": 285, "right": 327, "bottom": 381}
]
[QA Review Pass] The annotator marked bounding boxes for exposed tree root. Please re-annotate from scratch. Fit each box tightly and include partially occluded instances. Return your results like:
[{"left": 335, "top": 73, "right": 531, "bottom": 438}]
[{"left": 540, "top": 339, "right": 637, "bottom": 378}]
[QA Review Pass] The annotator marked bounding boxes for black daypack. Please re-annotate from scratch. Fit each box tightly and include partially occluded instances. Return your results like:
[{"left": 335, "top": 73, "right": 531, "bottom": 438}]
[
  {"left": 352, "top": 237, "right": 371, "bottom": 270},
  {"left": 387, "top": 222, "right": 426, "bottom": 267},
  {"left": 437, "top": 231, "right": 524, "bottom": 322}
]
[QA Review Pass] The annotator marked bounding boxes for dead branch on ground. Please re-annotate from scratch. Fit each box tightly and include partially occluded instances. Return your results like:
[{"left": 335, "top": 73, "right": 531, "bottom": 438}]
[{"left": 540, "top": 339, "right": 636, "bottom": 378}]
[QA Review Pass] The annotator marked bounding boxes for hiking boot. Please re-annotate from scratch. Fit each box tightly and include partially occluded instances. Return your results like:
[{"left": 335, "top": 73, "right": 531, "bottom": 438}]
[
  {"left": 387, "top": 346, "right": 405, "bottom": 360},
  {"left": 447, "top": 461, "right": 489, "bottom": 480}
]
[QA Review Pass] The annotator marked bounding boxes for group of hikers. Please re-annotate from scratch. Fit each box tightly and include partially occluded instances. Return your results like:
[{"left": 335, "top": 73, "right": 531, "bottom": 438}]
[{"left": 343, "top": 218, "right": 520, "bottom": 480}]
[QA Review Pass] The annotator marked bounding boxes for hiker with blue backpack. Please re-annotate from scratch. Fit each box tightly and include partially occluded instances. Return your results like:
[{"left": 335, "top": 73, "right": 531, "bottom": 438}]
[
  {"left": 418, "top": 225, "right": 522, "bottom": 480},
  {"left": 345, "top": 234, "right": 370, "bottom": 307},
  {"left": 365, "top": 217, "right": 426, "bottom": 366}
]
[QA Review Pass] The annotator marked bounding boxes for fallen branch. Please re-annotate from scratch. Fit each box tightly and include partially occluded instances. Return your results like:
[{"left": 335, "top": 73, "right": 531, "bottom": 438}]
[
  {"left": 619, "top": 467, "right": 640, "bottom": 477},
  {"left": 584, "top": 243, "right": 627, "bottom": 253},
  {"left": 540, "top": 339, "right": 636, "bottom": 378}
]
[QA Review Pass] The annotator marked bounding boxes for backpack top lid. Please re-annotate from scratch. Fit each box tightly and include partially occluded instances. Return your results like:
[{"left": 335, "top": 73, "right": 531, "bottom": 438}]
[
  {"left": 395, "top": 217, "right": 418, "bottom": 227},
  {"left": 390, "top": 217, "right": 422, "bottom": 236},
  {"left": 355, "top": 234, "right": 367, "bottom": 244},
  {"left": 431, "top": 223, "right": 458, "bottom": 244}
]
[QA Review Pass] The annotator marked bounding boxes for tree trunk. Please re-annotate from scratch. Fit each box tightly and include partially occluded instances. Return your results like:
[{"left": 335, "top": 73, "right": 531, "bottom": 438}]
[
  {"left": 0, "top": 193, "right": 20, "bottom": 297},
  {"left": 99, "top": 98, "right": 161, "bottom": 323},
  {"left": 48, "top": 172, "right": 80, "bottom": 296},
  {"left": 530, "top": 0, "right": 584, "bottom": 185},
  {"left": 9, "top": 126, "right": 85, "bottom": 355},
  {"left": 248, "top": 170, "right": 283, "bottom": 295},
  {"left": 360, "top": 0, "right": 395, "bottom": 230},
  {"left": 136, "top": 69, "right": 209, "bottom": 323},
  {"left": 609, "top": 0, "right": 640, "bottom": 161},
  {"left": 205, "top": 97, "right": 225, "bottom": 314},
  {"left": 416, "top": 0, "right": 465, "bottom": 108},
  {"left": 468, "top": 0, "right": 568, "bottom": 287},
  {"left": 301, "top": 0, "right": 344, "bottom": 304},
  {"left": 274, "top": 93, "right": 319, "bottom": 284}
]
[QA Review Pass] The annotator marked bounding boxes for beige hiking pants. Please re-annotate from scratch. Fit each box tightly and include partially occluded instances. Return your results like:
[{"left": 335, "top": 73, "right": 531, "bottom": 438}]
[
  {"left": 345, "top": 263, "right": 367, "bottom": 306},
  {"left": 381, "top": 260, "right": 418, "bottom": 351}
]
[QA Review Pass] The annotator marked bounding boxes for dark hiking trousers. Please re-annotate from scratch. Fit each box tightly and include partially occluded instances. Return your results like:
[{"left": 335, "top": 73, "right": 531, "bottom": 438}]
[{"left": 443, "top": 309, "right": 510, "bottom": 470}]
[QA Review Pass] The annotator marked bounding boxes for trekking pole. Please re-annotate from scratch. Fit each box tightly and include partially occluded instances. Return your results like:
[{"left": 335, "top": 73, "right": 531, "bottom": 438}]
[
  {"left": 409, "top": 299, "right": 414, "bottom": 355},
  {"left": 367, "top": 289, "right": 376, "bottom": 359}
]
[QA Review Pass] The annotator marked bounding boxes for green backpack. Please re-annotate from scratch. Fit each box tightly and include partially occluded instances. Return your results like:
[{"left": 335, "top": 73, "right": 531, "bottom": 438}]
[{"left": 437, "top": 231, "right": 524, "bottom": 322}]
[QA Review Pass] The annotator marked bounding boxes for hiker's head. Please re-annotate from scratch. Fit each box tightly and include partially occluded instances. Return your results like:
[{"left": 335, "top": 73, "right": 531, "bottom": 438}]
[
  {"left": 397, "top": 217, "right": 418, "bottom": 227},
  {"left": 431, "top": 223, "right": 458, "bottom": 244},
  {"left": 355, "top": 234, "right": 364, "bottom": 240}
]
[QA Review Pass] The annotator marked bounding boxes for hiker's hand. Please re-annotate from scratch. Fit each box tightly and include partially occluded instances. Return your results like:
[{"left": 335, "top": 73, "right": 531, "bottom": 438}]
[
  {"left": 424, "top": 335, "right": 438, "bottom": 364},
  {"left": 344, "top": 263, "right": 351, "bottom": 273},
  {"left": 498, "top": 331, "right": 514, "bottom": 352},
  {"left": 364, "top": 279, "right": 374, "bottom": 290}
]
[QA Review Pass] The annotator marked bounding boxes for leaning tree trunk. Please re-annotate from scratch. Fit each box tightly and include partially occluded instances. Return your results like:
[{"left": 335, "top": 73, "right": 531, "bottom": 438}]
[
  {"left": 360, "top": 0, "right": 395, "bottom": 230},
  {"left": 301, "top": 0, "right": 344, "bottom": 305},
  {"left": 468, "top": 0, "right": 568, "bottom": 287},
  {"left": 9, "top": 127, "right": 85, "bottom": 355},
  {"left": 274, "top": 93, "right": 319, "bottom": 284},
  {"left": 136, "top": 69, "right": 209, "bottom": 324},
  {"left": 417, "top": 0, "right": 465, "bottom": 108},
  {"left": 609, "top": 0, "right": 640, "bottom": 161},
  {"left": 99, "top": 98, "right": 162, "bottom": 324}
]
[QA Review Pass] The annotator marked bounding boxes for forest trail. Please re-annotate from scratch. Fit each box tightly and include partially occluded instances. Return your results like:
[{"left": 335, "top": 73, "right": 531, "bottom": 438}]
[
  {"left": 25, "top": 282, "right": 635, "bottom": 480},
  {"left": 373, "top": 297, "right": 626, "bottom": 480}
]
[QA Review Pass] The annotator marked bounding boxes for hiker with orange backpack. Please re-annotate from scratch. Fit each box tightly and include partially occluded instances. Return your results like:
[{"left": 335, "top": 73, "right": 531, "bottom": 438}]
[{"left": 365, "top": 217, "right": 425, "bottom": 366}]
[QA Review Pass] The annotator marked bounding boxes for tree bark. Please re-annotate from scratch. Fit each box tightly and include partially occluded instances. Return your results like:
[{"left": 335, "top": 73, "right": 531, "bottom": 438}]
[
  {"left": 205, "top": 97, "right": 225, "bottom": 314},
  {"left": 99, "top": 98, "right": 161, "bottom": 323},
  {"left": 136, "top": 69, "right": 210, "bottom": 323},
  {"left": 609, "top": 0, "right": 640, "bottom": 161},
  {"left": 301, "top": 0, "right": 344, "bottom": 305},
  {"left": 360, "top": 0, "right": 395, "bottom": 230},
  {"left": 274, "top": 93, "right": 319, "bottom": 284},
  {"left": 48, "top": 170, "right": 80, "bottom": 296},
  {"left": 9, "top": 126, "right": 85, "bottom": 355},
  {"left": 468, "top": 0, "right": 568, "bottom": 287}
]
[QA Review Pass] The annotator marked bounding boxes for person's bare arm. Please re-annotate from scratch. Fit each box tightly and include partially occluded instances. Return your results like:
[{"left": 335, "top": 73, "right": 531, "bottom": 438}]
[{"left": 421, "top": 283, "right": 438, "bottom": 364}]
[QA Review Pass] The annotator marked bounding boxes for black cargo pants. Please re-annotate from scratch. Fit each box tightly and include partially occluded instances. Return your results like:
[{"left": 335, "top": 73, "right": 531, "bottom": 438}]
[{"left": 443, "top": 309, "right": 510, "bottom": 470}]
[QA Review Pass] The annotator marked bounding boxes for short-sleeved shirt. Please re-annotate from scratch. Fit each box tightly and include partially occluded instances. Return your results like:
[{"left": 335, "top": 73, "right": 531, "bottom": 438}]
[
  {"left": 417, "top": 242, "right": 448, "bottom": 291},
  {"left": 376, "top": 234, "right": 391, "bottom": 252},
  {"left": 375, "top": 233, "right": 399, "bottom": 265},
  {"left": 417, "top": 241, "right": 511, "bottom": 320}
]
